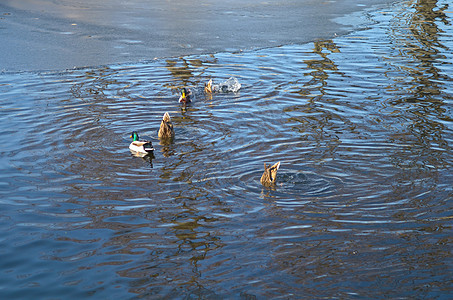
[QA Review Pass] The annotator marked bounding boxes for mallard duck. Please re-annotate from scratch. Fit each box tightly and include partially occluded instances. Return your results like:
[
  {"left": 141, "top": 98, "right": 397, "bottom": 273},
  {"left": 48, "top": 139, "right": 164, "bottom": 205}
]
[
  {"left": 178, "top": 87, "right": 192, "bottom": 104},
  {"left": 129, "top": 131, "right": 154, "bottom": 154},
  {"left": 260, "top": 161, "right": 280, "bottom": 186},
  {"left": 158, "top": 112, "right": 175, "bottom": 139}
]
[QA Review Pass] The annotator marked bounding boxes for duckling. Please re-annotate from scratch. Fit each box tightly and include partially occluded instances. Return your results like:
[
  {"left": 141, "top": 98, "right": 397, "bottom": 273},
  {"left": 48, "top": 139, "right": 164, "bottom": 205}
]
[
  {"left": 178, "top": 87, "right": 192, "bottom": 104},
  {"left": 129, "top": 131, "right": 154, "bottom": 154},
  {"left": 260, "top": 161, "right": 281, "bottom": 186},
  {"left": 158, "top": 112, "right": 175, "bottom": 139}
]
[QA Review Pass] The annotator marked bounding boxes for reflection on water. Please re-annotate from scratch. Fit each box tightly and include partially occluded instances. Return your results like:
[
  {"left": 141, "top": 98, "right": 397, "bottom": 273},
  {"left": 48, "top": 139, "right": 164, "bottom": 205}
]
[
  {"left": 0, "top": 0, "right": 452, "bottom": 298},
  {"left": 387, "top": 0, "right": 452, "bottom": 172}
]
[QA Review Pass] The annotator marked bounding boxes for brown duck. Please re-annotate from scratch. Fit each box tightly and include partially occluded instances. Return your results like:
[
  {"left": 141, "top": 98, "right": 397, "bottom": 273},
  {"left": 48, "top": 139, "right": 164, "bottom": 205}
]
[
  {"left": 260, "top": 162, "right": 281, "bottom": 186},
  {"left": 158, "top": 112, "right": 175, "bottom": 139},
  {"left": 204, "top": 79, "right": 213, "bottom": 93}
]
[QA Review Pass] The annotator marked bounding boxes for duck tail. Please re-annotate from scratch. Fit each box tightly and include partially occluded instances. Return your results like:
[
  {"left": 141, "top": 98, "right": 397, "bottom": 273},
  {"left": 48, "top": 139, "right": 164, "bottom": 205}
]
[
  {"left": 143, "top": 142, "right": 154, "bottom": 152},
  {"left": 163, "top": 112, "right": 171, "bottom": 122}
]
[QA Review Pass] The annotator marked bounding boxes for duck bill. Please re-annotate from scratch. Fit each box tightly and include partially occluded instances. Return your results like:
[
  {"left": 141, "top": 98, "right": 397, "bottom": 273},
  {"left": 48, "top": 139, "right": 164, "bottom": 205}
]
[{"left": 179, "top": 92, "right": 186, "bottom": 103}]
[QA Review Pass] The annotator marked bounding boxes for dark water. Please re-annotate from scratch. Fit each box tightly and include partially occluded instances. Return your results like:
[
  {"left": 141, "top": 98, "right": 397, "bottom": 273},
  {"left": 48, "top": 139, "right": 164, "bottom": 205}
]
[{"left": 1, "top": 0, "right": 452, "bottom": 298}]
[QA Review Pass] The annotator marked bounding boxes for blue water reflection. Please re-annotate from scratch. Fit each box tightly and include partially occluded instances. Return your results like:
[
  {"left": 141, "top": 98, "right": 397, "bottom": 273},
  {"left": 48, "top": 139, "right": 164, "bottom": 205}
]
[{"left": 0, "top": 0, "right": 452, "bottom": 298}]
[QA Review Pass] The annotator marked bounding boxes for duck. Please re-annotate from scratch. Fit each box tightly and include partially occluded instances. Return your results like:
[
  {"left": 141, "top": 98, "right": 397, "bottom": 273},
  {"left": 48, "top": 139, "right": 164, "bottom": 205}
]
[
  {"left": 129, "top": 131, "right": 154, "bottom": 154},
  {"left": 260, "top": 161, "right": 281, "bottom": 186},
  {"left": 204, "top": 79, "right": 213, "bottom": 93},
  {"left": 158, "top": 112, "right": 175, "bottom": 139},
  {"left": 178, "top": 87, "right": 193, "bottom": 104}
]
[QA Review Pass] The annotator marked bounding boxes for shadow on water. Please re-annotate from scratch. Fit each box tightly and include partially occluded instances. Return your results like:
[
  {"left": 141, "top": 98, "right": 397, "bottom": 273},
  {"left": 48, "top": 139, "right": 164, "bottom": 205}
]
[{"left": 0, "top": 0, "right": 452, "bottom": 298}]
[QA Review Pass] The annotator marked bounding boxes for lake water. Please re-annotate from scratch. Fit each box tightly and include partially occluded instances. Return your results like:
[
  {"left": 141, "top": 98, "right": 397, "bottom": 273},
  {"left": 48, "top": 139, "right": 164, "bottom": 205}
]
[{"left": 1, "top": 0, "right": 452, "bottom": 298}]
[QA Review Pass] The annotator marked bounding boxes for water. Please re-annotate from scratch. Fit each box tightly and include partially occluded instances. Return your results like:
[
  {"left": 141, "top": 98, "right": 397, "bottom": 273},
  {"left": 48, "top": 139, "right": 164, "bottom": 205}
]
[{"left": 1, "top": 0, "right": 452, "bottom": 298}]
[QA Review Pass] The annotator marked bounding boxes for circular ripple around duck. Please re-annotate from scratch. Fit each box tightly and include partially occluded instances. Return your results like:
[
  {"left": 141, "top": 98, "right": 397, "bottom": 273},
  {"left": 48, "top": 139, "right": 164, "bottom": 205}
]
[{"left": 236, "top": 168, "right": 343, "bottom": 207}]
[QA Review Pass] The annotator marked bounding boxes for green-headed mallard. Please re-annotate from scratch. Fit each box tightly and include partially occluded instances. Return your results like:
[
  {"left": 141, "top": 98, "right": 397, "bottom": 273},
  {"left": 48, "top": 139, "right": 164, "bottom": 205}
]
[
  {"left": 129, "top": 131, "right": 154, "bottom": 154},
  {"left": 158, "top": 112, "right": 175, "bottom": 139},
  {"left": 260, "top": 161, "right": 280, "bottom": 186},
  {"left": 178, "top": 87, "right": 193, "bottom": 104}
]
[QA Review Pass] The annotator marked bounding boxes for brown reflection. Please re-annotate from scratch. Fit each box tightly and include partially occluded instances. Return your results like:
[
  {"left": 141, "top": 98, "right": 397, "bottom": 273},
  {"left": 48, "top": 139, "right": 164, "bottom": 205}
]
[
  {"left": 285, "top": 40, "right": 344, "bottom": 163},
  {"left": 297, "top": 40, "right": 340, "bottom": 96},
  {"left": 374, "top": 0, "right": 453, "bottom": 238},
  {"left": 159, "top": 143, "right": 176, "bottom": 158},
  {"left": 165, "top": 58, "right": 195, "bottom": 86},
  {"left": 172, "top": 207, "right": 221, "bottom": 262},
  {"left": 110, "top": 204, "right": 223, "bottom": 297},
  {"left": 164, "top": 57, "right": 195, "bottom": 104},
  {"left": 392, "top": 0, "right": 450, "bottom": 100},
  {"left": 409, "top": 0, "right": 450, "bottom": 50},
  {"left": 164, "top": 56, "right": 218, "bottom": 93},
  {"left": 305, "top": 40, "right": 340, "bottom": 89},
  {"left": 386, "top": 0, "right": 451, "bottom": 171}
]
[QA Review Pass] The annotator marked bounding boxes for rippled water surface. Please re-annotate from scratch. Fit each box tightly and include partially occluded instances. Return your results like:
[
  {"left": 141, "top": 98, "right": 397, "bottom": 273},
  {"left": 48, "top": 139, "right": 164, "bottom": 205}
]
[{"left": 1, "top": 1, "right": 452, "bottom": 298}]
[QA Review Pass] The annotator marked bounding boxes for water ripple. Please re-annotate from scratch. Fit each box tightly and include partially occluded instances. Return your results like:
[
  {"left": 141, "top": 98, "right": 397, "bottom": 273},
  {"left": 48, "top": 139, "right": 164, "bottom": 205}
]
[{"left": 1, "top": 0, "right": 452, "bottom": 298}]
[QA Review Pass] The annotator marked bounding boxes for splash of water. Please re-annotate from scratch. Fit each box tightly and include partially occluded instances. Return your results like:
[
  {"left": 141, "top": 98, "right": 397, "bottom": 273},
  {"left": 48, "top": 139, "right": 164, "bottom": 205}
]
[{"left": 211, "top": 77, "right": 241, "bottom": 93}]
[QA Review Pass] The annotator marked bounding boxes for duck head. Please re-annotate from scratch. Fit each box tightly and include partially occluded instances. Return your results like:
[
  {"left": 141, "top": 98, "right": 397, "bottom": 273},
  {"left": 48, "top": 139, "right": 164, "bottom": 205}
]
[
  {"left": 130, "top": 131, "right": 140, "bottom": 141},
  {"left": 179, "top": 88, "right": 191, "bottom": 103}
]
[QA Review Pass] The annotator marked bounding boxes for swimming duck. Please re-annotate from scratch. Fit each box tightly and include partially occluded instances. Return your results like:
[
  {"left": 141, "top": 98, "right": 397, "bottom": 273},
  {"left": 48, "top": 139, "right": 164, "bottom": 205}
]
[
  {"left": 260, "top": 161, "right": 280, "bottom": 186},
  {"left": 178, "top": 87, "right": 192, "bottom": 104},
  {"left": 129, "top": 131, "right": 154, "bottom": 154},
  {"left": 158, "top": 112, "right": 175, "bottom": 139}
]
